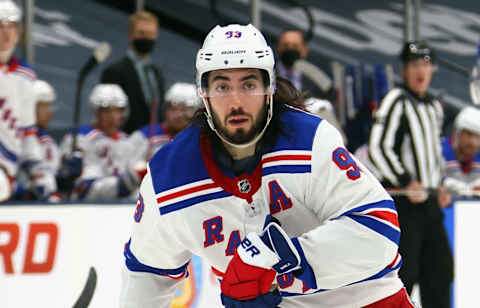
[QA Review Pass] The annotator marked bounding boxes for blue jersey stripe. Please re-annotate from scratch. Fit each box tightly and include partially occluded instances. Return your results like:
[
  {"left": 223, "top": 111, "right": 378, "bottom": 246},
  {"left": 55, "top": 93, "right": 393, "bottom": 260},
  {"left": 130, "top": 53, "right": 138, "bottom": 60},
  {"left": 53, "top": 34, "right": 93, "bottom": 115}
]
[
  {"left": 359, "top": 258, "right": 402, "bottom": 283},
  {"left": 280, "top": 260, "right": 402, "bottom": 297},
  {"left": 346, "top": 215, "right": 400, "bottom": 244},
  {"left": 281, "top": 288, "right": 327, "bottom": 297},
  {"left": 337, "top": 200, "right": 399, "bottom": 244},
  {"left": 340, "top": 199, "right": 396, "bottom": 217},
  {"left": 291, "top": 238, "right": 317, "bottom": 290},
  {"left": 0, "top": 140, "right": 17, "bottom": 162},
  {"left": 159, "top": 190, "right": 231, "bottom": 215},
  {"left": 262, "top": 165, "right": 311, "bottom": 176},
  {"left": 124, "top": 239, "right": 190, "bottom": 276}
]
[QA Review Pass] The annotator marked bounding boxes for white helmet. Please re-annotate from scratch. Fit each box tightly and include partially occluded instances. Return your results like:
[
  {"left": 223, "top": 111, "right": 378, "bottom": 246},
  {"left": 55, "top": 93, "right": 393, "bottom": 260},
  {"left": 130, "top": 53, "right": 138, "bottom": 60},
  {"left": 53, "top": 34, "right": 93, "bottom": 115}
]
[
  {"left": 455, "top": 106, "right": 480, "bottom": 136},
  {"left": 304, "top": 97, "right": 333, "bottom": 114},
  {"left": 165, "top": 82, "right": 201, "bottom": 108},
  {"left": 33, "top": 80, "right": 56, "bottom": 103},
  {"left": 0, "top": 1, "right": 22, "bottom": 23},
  {"left": 196, "top": 24, "right": 275, "bottom": 91},
  {"left": 195, "top": 24, "right": 275, "bottom": 148},
  {"left": 89, "top": 84, "right": 128, "bottom": 110}
]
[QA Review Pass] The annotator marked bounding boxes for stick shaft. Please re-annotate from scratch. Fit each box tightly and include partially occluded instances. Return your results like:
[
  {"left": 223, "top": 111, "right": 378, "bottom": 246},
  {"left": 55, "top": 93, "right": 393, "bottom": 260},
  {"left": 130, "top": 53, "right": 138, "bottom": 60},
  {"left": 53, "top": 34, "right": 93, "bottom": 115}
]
[{"left": 72, "top": 266, "right": 97, "bottom": 308}]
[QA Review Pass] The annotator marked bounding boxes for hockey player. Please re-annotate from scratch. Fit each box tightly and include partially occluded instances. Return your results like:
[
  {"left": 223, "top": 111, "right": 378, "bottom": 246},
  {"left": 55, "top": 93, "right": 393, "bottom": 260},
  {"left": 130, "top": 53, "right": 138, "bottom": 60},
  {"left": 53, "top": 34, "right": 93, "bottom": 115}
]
[
  {"left": 15, "top": 80, "right": 61, "bottom": 201},
  {"left": 120, "top": 24, "right": 414, "bottom": 308},
  {"left": 0, "top": 0, "right": 41, "bottom": 202},
  {"left": 60, "top": 84, "right": 146, "bottom": 200},
  {"left": 442, "top": 106, "right": 480, "bottom": 197},
  {"left": 128, "top": 82, "right": 200, "bottom": 162}
]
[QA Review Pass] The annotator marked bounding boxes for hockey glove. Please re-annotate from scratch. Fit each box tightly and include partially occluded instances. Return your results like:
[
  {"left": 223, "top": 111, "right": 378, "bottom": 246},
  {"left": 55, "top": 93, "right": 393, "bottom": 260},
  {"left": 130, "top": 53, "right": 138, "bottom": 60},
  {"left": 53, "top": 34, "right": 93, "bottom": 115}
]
[
  {"left": 58, "top": 152, "right": 83, "bottom": 180},
  {"left": 221, "top": 289, "right": 282, "bottom": 308},
  {"left": 221, "top": 222, "right": 301, "bottom": 301},
  {"left": 221, "top": 249, "right": 277, "bottom": 301},
  {"left": 239, "top": 222, "right": 302, "bottom": 275}
]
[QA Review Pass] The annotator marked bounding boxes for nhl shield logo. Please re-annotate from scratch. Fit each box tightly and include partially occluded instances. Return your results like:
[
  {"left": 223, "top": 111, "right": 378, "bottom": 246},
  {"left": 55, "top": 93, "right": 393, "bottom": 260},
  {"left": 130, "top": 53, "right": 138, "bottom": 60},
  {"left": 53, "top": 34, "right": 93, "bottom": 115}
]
[{"left": 237, "top": 179, "right": 251, "bottom": 194}]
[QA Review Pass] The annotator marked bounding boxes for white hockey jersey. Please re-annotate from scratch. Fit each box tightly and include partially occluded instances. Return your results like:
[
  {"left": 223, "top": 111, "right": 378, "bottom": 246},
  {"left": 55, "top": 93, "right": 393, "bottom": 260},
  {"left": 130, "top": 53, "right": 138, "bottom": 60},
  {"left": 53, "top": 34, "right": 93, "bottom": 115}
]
[
  {"left": 442, "top": 136, "right": 480, "bottom": 195},
  {"left": 121, "top": 107, "right": 404, "bottom": 308},
  {"left": 16, "top": 128, "right": 60, "bottom": 197},
  {"left": 128, "top": 123, "right": 171, "bottom": 162},
  {"left": 61, "top": 125, "right": 137, "bottom": 200},
  {"left": 0, "top": 57, "right": 41, "bottom": 177},
  {"left": 59, "top": 125, "right": 98, "bottom": 157}
]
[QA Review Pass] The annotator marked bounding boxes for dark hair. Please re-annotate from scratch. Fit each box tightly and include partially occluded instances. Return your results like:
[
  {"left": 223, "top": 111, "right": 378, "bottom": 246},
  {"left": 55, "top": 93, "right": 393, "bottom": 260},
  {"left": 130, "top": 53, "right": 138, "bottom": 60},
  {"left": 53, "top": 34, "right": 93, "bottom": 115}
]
[{"left": 192, "top": 76, "right": 306, "bottom": 153}]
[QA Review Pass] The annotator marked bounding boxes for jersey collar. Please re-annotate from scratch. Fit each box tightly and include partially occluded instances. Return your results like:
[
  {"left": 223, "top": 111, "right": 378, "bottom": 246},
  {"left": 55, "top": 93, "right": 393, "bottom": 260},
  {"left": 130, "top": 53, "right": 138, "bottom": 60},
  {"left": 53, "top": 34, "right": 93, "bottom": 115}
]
[
  {"left": 0, "top": 56, "right": 19, "bottom": 73},
  {"left": 199, "top": 133, "right": 262, "bottom": 204}
]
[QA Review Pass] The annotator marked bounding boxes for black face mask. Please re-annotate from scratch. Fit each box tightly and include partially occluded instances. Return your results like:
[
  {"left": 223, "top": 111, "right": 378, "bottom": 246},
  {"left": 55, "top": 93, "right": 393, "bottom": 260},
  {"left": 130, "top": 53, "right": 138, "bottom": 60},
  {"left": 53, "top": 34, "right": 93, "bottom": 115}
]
[
  {"left": 279, "top": 49, "right": 301, "bottom": 68},
  {"left": 133, "top": 38, "right": 156, "bottom": 54}
]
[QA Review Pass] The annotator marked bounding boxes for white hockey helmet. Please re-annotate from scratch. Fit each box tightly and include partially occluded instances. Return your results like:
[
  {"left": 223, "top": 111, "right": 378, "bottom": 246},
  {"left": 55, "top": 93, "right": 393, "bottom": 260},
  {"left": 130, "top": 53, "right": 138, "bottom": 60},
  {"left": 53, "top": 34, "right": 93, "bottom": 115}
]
[
  {"left": 33, "top": 80, "right": 56, "bottom": 103},
  {"left": 304, "top": 97, "right": 333, "bottom": 114},
  {"left": 196, "top": 24, "right": 275, "bottom": 92},
  {"left": 89, "top": 84, "right": 128, "bottom": 110},
  {"left": 455, "top": 106, "right": 480, "bottom": 136},
  {"left": 165, "top": 82, "right": 201, "bottom": 108},
  {"left": 0, "top": 0, "right": 22, "bottom": 23},
  {"left": 195, "top": 24, "right": 276, "bottom": 148}
]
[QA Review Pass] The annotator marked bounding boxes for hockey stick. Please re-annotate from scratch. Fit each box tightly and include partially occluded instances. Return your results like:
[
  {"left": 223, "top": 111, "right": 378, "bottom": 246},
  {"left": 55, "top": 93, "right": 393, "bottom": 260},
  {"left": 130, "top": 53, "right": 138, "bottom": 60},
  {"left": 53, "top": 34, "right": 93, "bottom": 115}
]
[
  {"left": 332, "top": 61, "right": 346, "bottom": 127},
  {"left": 295, "top": 59, "right": 333, "bottom": 92},
  {"left": 386, "top": 188, "right": 480, "bottom": 198},
  {"left": 72, "top": 266, "right": 97, "bottom": 308},
  {"left": 71, "top": 42, "right": 111, "bottom": 154},
  {"left": 61, "top": 42, "right": 110, "bottom": 199},
  {"left": 144, "top": 66, "right": 159, "bottom": 161},
  {"left": 386, "top": 188, "right": 431, "bottom": 197}
]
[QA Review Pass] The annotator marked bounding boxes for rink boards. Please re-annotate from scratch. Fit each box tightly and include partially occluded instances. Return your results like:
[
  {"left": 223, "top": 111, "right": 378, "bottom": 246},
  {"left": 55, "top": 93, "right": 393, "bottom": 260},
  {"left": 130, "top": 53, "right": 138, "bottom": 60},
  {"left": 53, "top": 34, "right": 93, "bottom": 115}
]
[{"left": 0, "top": 201, "right": 476, "bottom": 307}]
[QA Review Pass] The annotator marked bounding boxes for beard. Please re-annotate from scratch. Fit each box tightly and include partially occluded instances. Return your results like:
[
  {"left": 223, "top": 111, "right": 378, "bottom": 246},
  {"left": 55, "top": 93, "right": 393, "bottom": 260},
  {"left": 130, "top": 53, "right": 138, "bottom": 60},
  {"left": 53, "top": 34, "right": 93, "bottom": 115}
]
[{"left": 211, "top": 101, "right": 268, "bottom": 145}]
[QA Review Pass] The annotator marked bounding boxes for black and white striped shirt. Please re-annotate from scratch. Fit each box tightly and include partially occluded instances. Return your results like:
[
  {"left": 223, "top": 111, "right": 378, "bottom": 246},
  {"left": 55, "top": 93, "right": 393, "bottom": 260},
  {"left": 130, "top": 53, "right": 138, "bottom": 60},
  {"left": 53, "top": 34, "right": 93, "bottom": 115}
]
[{"left": 368, "top": 86, "right": 444, "bottom": 188}]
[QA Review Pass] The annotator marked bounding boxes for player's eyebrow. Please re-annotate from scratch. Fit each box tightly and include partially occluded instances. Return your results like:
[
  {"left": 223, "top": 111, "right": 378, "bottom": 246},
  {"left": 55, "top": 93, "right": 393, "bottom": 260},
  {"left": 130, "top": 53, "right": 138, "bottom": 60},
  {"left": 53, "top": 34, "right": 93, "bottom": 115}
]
[
  {"left": 211, "top": 75, "right": 230, "bottom": 83},
  {"left": 240, "top": 74, "right": 259, "bottom": 82},
  {"left": 211, "top": 73, "right": 259, "bottom": 83}
]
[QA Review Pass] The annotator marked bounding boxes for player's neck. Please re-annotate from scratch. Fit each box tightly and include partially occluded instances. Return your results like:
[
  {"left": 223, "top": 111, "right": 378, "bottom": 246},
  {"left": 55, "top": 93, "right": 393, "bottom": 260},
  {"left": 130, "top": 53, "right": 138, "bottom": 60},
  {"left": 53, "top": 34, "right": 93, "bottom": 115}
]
[{"left": 222, "top": 141, "right": 256, "bottom": 160}]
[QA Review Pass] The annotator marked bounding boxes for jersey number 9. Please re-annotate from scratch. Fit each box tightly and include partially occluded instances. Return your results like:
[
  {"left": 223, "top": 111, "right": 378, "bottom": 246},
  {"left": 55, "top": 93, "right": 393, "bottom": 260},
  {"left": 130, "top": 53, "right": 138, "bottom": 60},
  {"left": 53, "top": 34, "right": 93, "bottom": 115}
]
[{"left": 332, "top": 147, "right": 361, "bottom": 180}]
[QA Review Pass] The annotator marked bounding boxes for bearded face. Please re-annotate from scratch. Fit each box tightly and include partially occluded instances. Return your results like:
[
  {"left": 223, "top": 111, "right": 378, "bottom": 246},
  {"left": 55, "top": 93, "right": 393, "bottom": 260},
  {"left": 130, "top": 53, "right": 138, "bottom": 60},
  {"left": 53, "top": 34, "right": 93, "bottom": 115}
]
[{"left": 210, "top": 99, "right": 268, "bottom": 145}]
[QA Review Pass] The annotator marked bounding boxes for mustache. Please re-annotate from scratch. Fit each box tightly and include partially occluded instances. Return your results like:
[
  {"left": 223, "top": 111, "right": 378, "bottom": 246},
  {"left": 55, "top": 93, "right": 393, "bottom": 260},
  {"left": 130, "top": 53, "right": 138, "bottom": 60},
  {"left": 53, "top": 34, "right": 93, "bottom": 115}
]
[{"left": 225, "top": 108, "right": 249, "bottom": 121}]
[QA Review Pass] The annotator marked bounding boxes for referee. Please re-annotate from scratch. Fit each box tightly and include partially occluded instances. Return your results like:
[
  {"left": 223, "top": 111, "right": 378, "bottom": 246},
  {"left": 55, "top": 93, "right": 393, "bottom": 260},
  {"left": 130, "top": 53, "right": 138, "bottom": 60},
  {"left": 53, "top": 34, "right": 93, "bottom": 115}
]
[{"left": 368, "top": 41, "right": 453, "bottom": 308}]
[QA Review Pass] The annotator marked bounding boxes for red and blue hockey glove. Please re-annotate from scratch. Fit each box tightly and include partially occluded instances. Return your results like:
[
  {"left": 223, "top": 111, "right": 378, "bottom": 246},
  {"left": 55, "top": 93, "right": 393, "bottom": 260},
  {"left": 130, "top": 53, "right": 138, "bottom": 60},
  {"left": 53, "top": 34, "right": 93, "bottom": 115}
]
[
  {"left": 221, "top": 289, "right": 282, "bottom": 308},
  {"left": 221, "top": 221, "right": 302, "bottom": 301},
  {"left": 220, "top": 249, "right": 277, "bottom": 301},
  {"left": 238, "top": 221, "right": 302, "bottom": 274}
]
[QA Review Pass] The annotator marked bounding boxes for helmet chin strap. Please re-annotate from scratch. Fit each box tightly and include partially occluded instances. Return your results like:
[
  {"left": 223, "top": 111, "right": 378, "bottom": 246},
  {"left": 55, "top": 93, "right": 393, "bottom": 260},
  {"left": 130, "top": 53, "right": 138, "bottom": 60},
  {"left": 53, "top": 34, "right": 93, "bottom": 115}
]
[{"left": 202, "top": 93, "right": 274, "bottom": 150}]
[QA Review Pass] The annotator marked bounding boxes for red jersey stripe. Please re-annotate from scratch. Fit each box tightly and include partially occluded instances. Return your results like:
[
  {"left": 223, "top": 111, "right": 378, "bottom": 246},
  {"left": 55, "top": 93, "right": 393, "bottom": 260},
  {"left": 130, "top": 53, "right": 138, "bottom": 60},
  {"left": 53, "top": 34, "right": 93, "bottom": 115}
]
[
  {"left": 262, "top": 154, "right": 312, "bottom": 164},
  {"left": 157, "top": 182, "right": 218, "bottom": 203},
  {"left": 367, "top": 210, "right": 399, "bottom": 228}
]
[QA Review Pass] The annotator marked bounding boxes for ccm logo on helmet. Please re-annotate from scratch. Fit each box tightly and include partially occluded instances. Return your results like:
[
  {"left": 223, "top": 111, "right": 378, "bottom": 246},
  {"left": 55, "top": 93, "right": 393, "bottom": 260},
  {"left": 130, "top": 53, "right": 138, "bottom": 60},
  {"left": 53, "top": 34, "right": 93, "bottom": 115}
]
[{"left": 221, "top": 50, "right": 246, "bottom": 55}]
